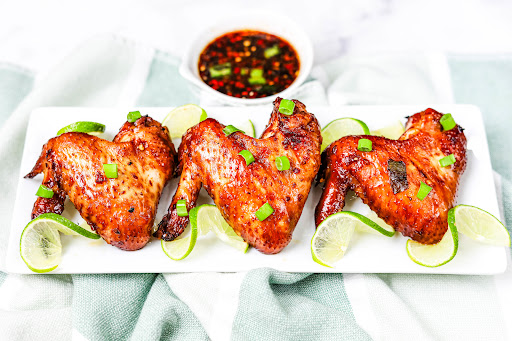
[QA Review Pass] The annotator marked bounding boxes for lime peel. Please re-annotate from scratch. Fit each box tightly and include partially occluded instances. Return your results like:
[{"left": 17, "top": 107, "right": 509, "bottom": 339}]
[{"left": 162, "top": 104, "right": 208, "bottom": 139}]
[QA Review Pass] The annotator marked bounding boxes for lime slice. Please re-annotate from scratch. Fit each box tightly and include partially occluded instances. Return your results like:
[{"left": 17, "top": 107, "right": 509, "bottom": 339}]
[
  {"left": 162, "top": 104, "right": 207, "bottom": 138},
  {"left": 235, "top": 120, "right": 256, "bottom": 138},
  {"left": 406, "top": 217, "right": 458, "bottom": 267},
  {"left": 371, "top": 121, "right": 405, "bottom": 140},
  {"left": 451, "top": 205, "right": 510, "bottom": 247},
  {"left": 321, "top": 118, "right": 370, "bottom": 152},
  {"left": 161, "top": 217, "right": 198, "bottom": 261},
  {"left": 192, "top": 204, "right": 249, "bottom": 252},
  {"left": 355, "top": 210, "right": 395, "bottom": 237},
  {"left": 19, "top": 213, "right": 100, "bottom": 272},
  {"left": 20, "top": 218, "right": 62, "bottom": 273},
  {"left": 311, "top": 211, "right": 377, "bottom": 267},
  {"left": 57, "top": 121, "right": 106, "bottom": 136}
]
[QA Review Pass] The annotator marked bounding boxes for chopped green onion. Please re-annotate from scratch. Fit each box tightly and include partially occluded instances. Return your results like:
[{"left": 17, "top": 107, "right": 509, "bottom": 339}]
[
  {"left": 223, "top": 125, "right": 244, "bottom": 136},
  {"left": 241, "top": 68, "right": 249, "bottom": 75},
  {"left": 238, "top": 150, "right": 255, "bottom": 165},
  {"left": 255, "top": 202, "right": 274, "bottom": 221},
  {"left": 278, "top": 99, "right": 295, "bottom": 115},
  {"left": 440, "top": 113, "right": 456, "bottom": 131},
  {"left": 439, "top": 154, "right": 456, "bottom": 167},
  {"left": 275, "top": 156, "right": 290, "bottom": 171},
  {"left": 250, "top": 69, "right": 264, "bottom": 78},
  {"left": 103, "top": 164, "right": 118, "bottom": 179},
  {"left": 127, "top": 111, "right": 142, "bottom": 123},
  {"left": 358, "top": 138, "right": 373, "bottom": 152},
  {"left": 209, "top": 63, "right": 231, "bottom": 78},
  {"left": 417, "top": 182, "right": 432, "bottom": 200},
  {"left": 176, "top": 199, "right": 188, "bottom": 217},
  {"left": 36, "top": 185, "right": 54, "bottom": 199},
  {"left": 264, "top": 45, "right": 280, "bottom": 59},
  {"left": 248, "top": 77, "right": 266, "bottom": 85}
]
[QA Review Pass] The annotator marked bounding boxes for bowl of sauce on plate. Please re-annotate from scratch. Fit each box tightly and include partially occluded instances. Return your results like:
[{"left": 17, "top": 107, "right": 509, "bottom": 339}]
[
  {"left": 179, "top": 12, "right": 313, "bottom": 105},
  {"left": 198, "top": 30, "right": 300, "bottom": 99}
]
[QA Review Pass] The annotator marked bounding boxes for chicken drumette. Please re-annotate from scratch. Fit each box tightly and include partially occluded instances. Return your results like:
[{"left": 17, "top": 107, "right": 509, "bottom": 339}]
[
  {"left": 26, "top": 116, "right": 176, "bottom": 251},
  {"left": 316, "top": 108, "right": 467, "bottom": 244},
  {"left": 155, "top": 98, "right": 322, "bottom": 254}
]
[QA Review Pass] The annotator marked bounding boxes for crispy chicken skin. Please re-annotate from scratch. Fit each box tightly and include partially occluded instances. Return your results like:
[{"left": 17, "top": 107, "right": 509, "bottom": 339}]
[
  {"left": 316, "top": 108, "right": 467, "bottom": 244},
  {"left": 25, "top": 116, "right": 176, "bottom": 251},
  {"left": 155, "top": 98, "right": 322, "bottom": 254}
]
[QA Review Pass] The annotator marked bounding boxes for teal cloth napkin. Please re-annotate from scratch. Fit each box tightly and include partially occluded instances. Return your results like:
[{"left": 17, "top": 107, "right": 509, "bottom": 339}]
[{"left": 0, "top": 36, "right": 510, "bottom": 340}]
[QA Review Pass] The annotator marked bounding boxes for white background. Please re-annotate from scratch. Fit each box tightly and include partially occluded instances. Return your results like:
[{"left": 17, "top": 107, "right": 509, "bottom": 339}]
[{"left": 1, "top": 0, "right": 512, "bottom": 75}]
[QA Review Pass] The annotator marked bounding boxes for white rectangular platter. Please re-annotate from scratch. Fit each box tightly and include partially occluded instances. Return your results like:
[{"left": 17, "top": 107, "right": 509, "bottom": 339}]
[{"left": 5, "top": 105, "right": 507, "bottom": 274}]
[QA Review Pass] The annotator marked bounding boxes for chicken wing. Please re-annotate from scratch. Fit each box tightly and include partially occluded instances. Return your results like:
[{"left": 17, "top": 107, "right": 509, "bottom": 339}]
[
  {"left": 315, "top": 108, "right": 467, "bottom": 244},
  {"left": 25, "top": 116, "right": 176, "bottom": 251},
  {"left": 155, "top": 98, "right": 322, "bottom": 254}
]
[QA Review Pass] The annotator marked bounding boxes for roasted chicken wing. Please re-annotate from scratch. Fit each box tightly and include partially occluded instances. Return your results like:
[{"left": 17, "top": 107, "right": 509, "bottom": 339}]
[
  {"left": 316, "top": 108, "right": 467, "bottom": 244},
  {"left": 26, "top": 116, "right": 176, "bottom": 251},
  {"left": 155, "top": 98, "right": 322, "bottom": 254}
]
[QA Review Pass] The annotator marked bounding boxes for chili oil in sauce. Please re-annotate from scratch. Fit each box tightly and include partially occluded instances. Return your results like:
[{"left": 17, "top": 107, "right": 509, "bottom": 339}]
[{"left": 198, "top": 30, "right": 300, "bottom": 99}]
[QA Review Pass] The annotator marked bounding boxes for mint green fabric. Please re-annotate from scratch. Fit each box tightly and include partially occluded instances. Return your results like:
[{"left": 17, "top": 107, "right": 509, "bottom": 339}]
[
  {"left": 233, "top": 269, "right": 370, "bottom": 340},
  {"left": 73, "top": 274, "right": 208, "bottom": 341},
  {"left": 0, "top": 64, "right": 33, "bottom": 128},
  {"left": 449, "top": 56, "right": 512, "bottom": 228},
  {"left": 137, "top": 51, "right": 198, "bottom": 106}
]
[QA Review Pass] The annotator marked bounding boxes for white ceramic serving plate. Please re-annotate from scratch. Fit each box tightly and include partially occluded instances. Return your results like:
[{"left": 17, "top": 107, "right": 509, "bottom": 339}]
[
  {"left": 179, "top": 11, "right": 313, "bottom": 106},
  {"left": 5, "top": 105, "right": 507, "bottom": 274}
]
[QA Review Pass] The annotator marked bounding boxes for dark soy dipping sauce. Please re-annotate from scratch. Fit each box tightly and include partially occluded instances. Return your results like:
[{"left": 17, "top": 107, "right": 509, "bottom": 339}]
[{"left": 198, "top": 30, "right": 300, "bottom": 99}]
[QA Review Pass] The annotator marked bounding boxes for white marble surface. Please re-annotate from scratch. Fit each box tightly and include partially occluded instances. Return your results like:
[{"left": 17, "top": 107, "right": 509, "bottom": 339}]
[{"left": 1, "top": 0, "right": 512, "bottom": 76}]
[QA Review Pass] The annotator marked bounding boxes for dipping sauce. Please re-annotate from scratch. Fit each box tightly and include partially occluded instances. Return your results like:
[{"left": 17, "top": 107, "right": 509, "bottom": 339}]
[{"left": 198, "top": 30, "right": 300, "bottom": 99}]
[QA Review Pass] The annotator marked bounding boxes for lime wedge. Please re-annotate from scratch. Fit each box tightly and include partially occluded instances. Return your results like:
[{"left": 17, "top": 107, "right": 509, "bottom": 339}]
[
  {"left": 19, "top": 213, "right": 100, "bottom": 272},
  {"left": 355, "top": 210, "right": 395, "bottom": 237},
  {"left": 451, "top": 205, "right": 510, "bottom": 247},
  {"left": 161, "top": 215, "right": 198, "bottom": 261},
  {"left": 371, "top": 121, "right": 405, "bottom": 140},
  {"left": 235, "top": 120, "right": 256, "bottom": 138},
  {"left": 57, "top": 121, "right": 105, "bottom": 136},
  {"left": 321, "top": 118, "right": 370, "bottom": 152},
  {"left": 162, "top": 104, "right": 207, "bottom": 138},
  {"left": 311, "top": 211, "right": 377, "bottom": 267},
  {"left": 406, "top": 217, "right": 458, "bottom": 267},
  {"left": 192, "top": 204, "right": 249, "bottom": 252}
]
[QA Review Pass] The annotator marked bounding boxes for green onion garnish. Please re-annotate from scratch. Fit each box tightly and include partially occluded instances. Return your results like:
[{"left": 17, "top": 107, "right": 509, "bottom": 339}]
[
  {"left": 209, "top": 63, "right": 231, "bottom": 78},
  {"left": 241, "top": 68, "right": 249, "bottom": 75},
  {"left": 238, "top": 150, "right": 255, "bottom": 165},
  {"left": 103, "top": 164, "right": 118, "bottom": 179},
  {"left": 439, "top": 154, "right": 456, "bottom": 167},
  {"left": 127, "top": 111, "right": 142, "bottom": 123},
  {"left": 417, "top": 182, "right": 432, "bottom": 200},
  {"left": 255, "top": 202, "right": 274, "bottom": 221},
  {"left": 440, "top": 113, "right": 456, "bottom": 131},
  {"left": 250, "top": 69, "right": 264, "bottom": 78},
  {"left": 176, "top": 199, "right": 188, "bottom": 217},
  {"left": 248, "top": 77, "right": 266, "bottom": 85},
  {"left": 36, "top": 185, "right": 54, "bottom": 198},
  {"left": 278, "top": 99, "right": 295, "bottom": 115},
  {"left": 223, "top": 125, "right": 244, "bottom": 136},
  {"left": 275, "top": 156, "right": 290, "bottom": 171},
  {"left": 358, "top": 138, "right": 372, "bottom": 152},
  {"left": 264, "top": 45, "right": 280, "bottom": 59}
]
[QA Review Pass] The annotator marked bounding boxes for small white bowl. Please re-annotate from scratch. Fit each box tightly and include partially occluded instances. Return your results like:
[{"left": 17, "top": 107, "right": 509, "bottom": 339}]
[{"left": 179, "top": 11, "right": 314, "bottom": 106}]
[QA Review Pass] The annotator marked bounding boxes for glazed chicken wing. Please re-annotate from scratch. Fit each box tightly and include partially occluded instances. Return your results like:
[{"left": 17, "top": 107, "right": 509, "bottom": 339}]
[
  {"left": 26, "top": 116, "right": 176, "bottom": 251},
  {"left": 155, "top": 98, "right": 322, "bottom": 254},
  {"left": 316, "top": 108, "right": 467, "bottom": 244}
]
